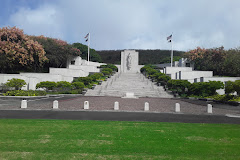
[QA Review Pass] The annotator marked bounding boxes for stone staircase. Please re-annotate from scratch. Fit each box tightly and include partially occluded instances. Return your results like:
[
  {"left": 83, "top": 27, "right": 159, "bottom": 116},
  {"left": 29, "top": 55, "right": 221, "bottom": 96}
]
[{"left": 85, "top": 72, "right": 173, "bottom": 98}]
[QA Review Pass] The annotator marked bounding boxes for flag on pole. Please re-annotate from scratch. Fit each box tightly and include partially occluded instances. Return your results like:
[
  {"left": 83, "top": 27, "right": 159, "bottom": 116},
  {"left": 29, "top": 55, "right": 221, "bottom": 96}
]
[
  {"left": 167, "top": 34, "right": 172, "bottom": 42},
  {"left": 84, "top": 33, "right": 89, "bottom": 39}
]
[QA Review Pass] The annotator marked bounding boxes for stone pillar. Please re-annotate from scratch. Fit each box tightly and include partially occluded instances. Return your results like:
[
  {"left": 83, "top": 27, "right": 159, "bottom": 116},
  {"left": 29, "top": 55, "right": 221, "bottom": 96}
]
[
  {"left": 207, "top": 104, "right": 212, "bottom": 113},
  {"left": 175, "top": 103, "right": 180, "bottom": 112},
  {"left": 84, "top": 101, "right": 89, "bottom": 110},
  {"left": 53, "top": 100, "right": 58, "bottom": 109},
  {"left": 21, "top": 100, "right": 27, "bottom": 109},
  {"left": 144, "top": 102, "right": 149, "bottom": 111},
  {"left": 114, "top": 101, "right": 119, "bottom": 110}
]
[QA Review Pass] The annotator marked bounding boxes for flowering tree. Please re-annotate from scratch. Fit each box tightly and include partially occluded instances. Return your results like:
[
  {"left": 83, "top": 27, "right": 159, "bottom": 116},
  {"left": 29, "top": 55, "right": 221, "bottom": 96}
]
[
  {"left": 184, "top": 47, "right": 226, "bottom": 75},
  {"left": 0, "top": 26, "right": 48, "bottom": 73}
]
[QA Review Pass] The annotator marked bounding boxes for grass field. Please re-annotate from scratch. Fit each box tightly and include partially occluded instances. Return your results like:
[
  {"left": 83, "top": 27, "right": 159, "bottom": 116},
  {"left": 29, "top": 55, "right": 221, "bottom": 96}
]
[{"left": 0, "top": 119, "right": 240, "bottom": 160}]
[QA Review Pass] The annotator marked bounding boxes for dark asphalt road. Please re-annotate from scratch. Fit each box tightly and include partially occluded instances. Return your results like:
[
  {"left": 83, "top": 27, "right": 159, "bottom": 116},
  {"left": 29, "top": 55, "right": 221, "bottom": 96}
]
[{"left": 0, "top": 110, "right": 239, "bottom": 124}]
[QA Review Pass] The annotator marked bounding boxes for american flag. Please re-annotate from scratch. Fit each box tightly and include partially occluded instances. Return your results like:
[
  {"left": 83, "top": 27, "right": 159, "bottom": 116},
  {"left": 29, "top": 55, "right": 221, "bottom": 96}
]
[
  {"left": 167, "top": 34, "right": 172, "bottom": 41},
  {"left": 84, "top": 33, "right": 89, "bottom": 39}
]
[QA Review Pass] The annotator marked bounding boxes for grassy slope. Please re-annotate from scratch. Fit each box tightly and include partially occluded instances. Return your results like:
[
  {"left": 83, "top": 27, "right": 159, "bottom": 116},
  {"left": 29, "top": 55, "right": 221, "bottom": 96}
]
[{"left": 0, "top": 119, "right": 239, "bottom": 159}]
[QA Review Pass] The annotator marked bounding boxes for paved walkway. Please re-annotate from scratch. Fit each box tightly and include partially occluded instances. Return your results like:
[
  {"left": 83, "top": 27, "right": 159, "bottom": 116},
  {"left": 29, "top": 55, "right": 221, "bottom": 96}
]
[
  {"left": 1, "top": 95, "right": 240, "bottom": 123},
  {"left": 85, "top": 72, "right": 173, "bottom": 98},
  {"left": 1, "top": 95, "right": 240, "bottom": 116}
]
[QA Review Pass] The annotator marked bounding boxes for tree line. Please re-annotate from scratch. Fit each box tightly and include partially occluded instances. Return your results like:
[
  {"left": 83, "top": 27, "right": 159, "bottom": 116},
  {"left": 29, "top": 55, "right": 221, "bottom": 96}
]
[
  {"left": 97, "top": 50, "right": 184, "bottom": 65},
  {"left": 184, "top": 47, "right": 240, "bottom": 77}
]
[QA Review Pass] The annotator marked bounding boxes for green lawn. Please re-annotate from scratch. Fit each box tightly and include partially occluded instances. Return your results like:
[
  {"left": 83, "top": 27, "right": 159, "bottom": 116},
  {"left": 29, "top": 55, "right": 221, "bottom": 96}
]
[{"left": 0, "top": 119, "right": 239, "bottom": 160}]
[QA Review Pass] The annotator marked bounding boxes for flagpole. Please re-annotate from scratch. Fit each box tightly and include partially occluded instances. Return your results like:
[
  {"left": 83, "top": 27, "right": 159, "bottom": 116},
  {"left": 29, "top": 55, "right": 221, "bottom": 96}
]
[
  {"left": 88, "top": 33, "right": 90, "bottom": 65},
  {"left": 171, "top": 34, "right": 173, "bottom": 67}
]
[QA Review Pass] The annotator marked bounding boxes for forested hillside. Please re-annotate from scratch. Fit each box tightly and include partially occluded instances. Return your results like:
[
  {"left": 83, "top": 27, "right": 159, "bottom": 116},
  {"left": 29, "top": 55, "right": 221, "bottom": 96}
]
[{"left": 97, "top": 50, "right": 184, "bottom": 64}]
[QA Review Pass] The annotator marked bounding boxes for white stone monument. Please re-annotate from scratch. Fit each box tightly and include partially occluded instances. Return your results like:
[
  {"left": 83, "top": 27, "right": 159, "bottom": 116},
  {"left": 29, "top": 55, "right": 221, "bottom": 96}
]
[
  {"left": 53, "top": 100, "right": 59, "bottom": 109},
  {"left": 207, "top": 104, "right": 213, "bottom": 113},
  {"left": 121, "top": 50, "right": 139, "bottom": 73},
  {"left": 114, "top": 101, "right": 119, "bottom": 110},
  {"left": 144, "top": 102, "right": 149, "bottom": 111},
  {"left": 21, "top": 100, "right": 27, "bottom": 109},
  {"left": 175, "top": 103, "right": 180, "bottom": 112},
  {"left": 84, "top": 101, "right": 89, "bottom": 110}
]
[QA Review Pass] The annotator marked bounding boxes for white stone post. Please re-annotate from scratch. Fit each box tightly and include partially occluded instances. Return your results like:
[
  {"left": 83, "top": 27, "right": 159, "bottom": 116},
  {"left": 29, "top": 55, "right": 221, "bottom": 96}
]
[
  {"left": 21, "top": 100, "right": 27, "bottom": 109},
  {"left": 114, "top": 101, "right": 119, "bottom": 110},
  {"left": 207, "top": 104, "right": 212, "bottom": 113},
  {"left": 175, "top": 103, "right": 180, "bottom": 112},
  {"left": 84, "top": 101, "right": 89, "bottom": 110},
  {"left": 53, "top": 100, "right": 58, "bottom": 109},
  {"left": 144, "top": 102, "right": 149, "bottom": 111}
]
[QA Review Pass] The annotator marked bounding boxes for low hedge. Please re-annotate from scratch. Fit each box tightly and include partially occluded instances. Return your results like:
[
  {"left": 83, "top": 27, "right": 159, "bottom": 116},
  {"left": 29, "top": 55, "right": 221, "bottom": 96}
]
[{"left": 3, "top": 90, "right": 47, "bottom": 96}]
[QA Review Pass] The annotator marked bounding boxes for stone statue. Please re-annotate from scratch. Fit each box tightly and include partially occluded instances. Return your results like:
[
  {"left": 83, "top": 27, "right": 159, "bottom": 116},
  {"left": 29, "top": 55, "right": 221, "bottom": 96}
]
[{"left": 126, "top": 53, "right": 132, "bottom": 70}]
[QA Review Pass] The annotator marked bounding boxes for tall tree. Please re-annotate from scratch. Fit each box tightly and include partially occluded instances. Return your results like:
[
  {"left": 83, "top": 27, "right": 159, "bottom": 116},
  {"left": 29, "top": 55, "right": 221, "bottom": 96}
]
[
  {"left": 0, "top": 26, "right": 48, "bottom": 73},
  {"left": 30, "top": 36, "right": 81, "bottom": 70},
  {"left": 184, "top": 47, "right": 226, "bottom": 75},
  {"left": 72, "top": 43, "right": 102, "bottom": 62}
]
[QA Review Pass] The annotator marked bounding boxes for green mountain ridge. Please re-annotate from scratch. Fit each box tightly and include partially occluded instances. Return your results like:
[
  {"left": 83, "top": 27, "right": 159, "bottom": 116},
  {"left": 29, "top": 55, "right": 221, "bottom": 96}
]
[{"left": 97, "top": 49, "right": 185, "bottom": 65}]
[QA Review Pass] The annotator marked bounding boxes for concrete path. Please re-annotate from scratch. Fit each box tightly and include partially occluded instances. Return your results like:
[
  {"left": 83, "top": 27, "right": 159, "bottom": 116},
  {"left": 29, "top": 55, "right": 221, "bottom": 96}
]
[{"left": 85, "top": 72, "right": 173, "bottom": 98}]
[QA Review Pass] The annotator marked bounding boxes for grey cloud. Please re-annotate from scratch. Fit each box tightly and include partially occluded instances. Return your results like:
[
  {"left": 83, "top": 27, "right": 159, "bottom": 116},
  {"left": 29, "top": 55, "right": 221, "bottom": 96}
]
[{"left": 6, "top": 0, "right": 240, "bottom": 51}]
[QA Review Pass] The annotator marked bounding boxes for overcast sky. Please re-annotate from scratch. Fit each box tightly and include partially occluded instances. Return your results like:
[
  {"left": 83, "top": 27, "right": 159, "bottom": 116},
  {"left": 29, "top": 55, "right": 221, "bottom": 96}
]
[{"left": 1, "top": 0, "right": 240, "bottom": 51}]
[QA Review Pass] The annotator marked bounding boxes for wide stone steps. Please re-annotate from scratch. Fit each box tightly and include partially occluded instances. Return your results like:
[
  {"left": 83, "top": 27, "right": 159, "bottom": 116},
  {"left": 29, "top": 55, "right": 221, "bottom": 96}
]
[{"left": 85, "top": 72, "right": 173, "bottom": 98}]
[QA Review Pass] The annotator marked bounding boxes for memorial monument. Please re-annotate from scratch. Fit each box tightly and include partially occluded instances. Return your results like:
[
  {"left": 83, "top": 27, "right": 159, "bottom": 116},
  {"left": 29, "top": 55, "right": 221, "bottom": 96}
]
[{"left": 120, "top": 50, "right": 139, "bottom": 73}]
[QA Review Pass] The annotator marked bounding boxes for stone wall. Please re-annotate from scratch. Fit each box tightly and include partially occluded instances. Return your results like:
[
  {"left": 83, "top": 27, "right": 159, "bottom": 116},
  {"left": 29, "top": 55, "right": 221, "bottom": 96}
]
[
  {"left": 0, "top": 57, "right": 106, "bottom": 90},
  {"left": 180, "top": 71, "right": 213, "bottom": 81},
  {"left": 164, "top": 67, "right": 193, "bottom": 79}
]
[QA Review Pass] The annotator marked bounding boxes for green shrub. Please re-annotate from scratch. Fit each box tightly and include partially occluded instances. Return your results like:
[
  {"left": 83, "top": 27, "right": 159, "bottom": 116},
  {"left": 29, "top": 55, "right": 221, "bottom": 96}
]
[
  {"left": 71, "top": 82, "right": 85, "bottom": 89},
  {"left": 152, "top": 72, "right": 164, "bottom": 80},
  {"left": 158, "top": 75, "right": 171, "bottom": 83},
  {"left": 100, "top": 64, "right": 118, "bottom": 72},
  {"left": 101, "top": 71, "right": 110, "bottom": 76},
  {"left": 208, "top": 94, "right": 234, "bottom": 101},
  {"left": 73, "top": 77, "right": 93, "bottom": 86},
  {"left": 57, "top": 89, "right": 82, "bottom": 94},
  {"left": 225, "top": 81, "right": 235, "bottom": 94},
  {"left": 145, "top": 68, "right": 157, "bottom": 76},
  {"left": 229, "top": 96, "right": 240, "bottom": 102},
  {"left": 140, "top": 65, "right": 155, "bottom": 73},
  {"left": 88, "top": 73, "right": 104, "bottom": 82},
  {"left": 5, "top": 78, "right": 26, "bottom": 90},
  {"left": 167, "top": 80, "right": 191, "bottom": 95},
  {"left": 56, "top": 81, "right": 72, "bottom": 88},
  {"left": 233, "top": 80, "right": 240, "bottom": 95},
  {"left": 189, "top": 81, "right": 224, "bottom": 97},
  {"left": 36, "top": 81, "right": 57, "bottom": 91},
  {"left": 3, "top": 90, "right": 46, "bottom": 96},
  {"left": 102, "top": 68, "right": 113, "bottom": 74}
]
